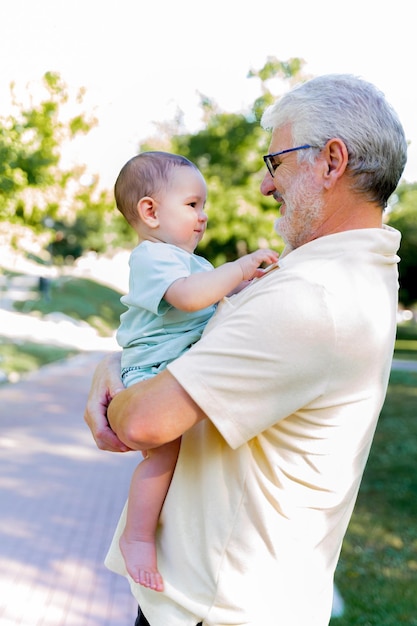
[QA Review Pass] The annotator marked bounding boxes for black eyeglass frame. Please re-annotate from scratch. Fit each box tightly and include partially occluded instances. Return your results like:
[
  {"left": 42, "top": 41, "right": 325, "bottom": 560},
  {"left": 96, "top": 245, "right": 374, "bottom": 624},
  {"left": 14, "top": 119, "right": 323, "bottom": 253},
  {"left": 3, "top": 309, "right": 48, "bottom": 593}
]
[{"left": 263, "top": 144, "right": 319, "bottom": 177}]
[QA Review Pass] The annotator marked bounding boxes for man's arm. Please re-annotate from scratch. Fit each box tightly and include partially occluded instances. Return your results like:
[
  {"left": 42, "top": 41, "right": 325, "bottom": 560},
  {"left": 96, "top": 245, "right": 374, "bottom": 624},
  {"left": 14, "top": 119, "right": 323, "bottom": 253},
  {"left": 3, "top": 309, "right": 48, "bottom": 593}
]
[{"left": 107, "top": 369, "right": 206, "bottom": 450}]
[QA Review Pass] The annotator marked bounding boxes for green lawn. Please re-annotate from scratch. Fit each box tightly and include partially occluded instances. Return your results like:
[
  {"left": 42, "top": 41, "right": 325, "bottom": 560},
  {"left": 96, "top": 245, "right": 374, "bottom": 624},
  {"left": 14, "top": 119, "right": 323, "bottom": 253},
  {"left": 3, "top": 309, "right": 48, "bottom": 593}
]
[
  {"left": 394, "top": 322, "right": 417, "bottom": 361},
  {"left": 12, "top": 275, "right": 125, "bottom": 336},
  {"left": 0, "top": 274, "right": 125, "bottom": 381},
  {"left": 332, "top": 368, "right": 417, "bottom": 625},
  {"left": 0, "top": 338, "right": 78, "bottom": 381}
]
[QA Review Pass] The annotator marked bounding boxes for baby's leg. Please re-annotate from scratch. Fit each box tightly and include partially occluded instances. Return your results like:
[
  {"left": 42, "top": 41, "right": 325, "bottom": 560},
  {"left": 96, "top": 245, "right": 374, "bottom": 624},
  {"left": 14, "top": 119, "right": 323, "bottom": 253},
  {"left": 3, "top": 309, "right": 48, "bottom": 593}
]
[{"left": 120, "top": 437, "right": 181, "bottom": 591}]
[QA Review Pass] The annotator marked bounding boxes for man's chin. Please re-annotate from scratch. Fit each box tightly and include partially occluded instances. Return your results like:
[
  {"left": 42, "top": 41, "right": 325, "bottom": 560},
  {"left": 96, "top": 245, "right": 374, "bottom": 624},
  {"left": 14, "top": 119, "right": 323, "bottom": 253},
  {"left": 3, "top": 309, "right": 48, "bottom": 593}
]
[
  {"left": 274, "top": 217, "right": 285, "bottom": 236},
  {"left": 274, "top": 217, "right": 293, "bottom": 248}
]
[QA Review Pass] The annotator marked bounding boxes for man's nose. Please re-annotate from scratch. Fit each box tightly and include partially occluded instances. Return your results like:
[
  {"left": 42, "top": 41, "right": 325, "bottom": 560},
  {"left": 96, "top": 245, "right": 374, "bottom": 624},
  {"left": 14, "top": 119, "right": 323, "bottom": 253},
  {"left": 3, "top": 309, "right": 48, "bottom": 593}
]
[{"left": 260, "top": 172, "right": 276, "bottom": 196}]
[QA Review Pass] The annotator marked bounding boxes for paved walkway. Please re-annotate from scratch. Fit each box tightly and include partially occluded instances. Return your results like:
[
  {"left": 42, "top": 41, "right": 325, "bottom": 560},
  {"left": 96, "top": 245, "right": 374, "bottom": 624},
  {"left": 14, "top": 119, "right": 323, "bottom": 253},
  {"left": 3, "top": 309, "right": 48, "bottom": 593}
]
[{"left": 0, "top": 352, "right": 138, "bottom": 626}]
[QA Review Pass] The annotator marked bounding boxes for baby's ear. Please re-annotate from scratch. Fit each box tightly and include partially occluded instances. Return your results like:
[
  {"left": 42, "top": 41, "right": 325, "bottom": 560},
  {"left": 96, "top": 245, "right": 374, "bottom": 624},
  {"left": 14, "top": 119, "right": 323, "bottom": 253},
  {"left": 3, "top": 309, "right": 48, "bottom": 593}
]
[{"left": 137, "top": 197, "right": 159, "bottom": 228}]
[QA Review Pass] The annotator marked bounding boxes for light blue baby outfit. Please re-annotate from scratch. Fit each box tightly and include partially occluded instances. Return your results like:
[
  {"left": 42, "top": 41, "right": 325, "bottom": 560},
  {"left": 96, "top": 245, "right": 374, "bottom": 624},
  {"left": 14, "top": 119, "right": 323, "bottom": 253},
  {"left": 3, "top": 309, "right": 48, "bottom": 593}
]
[{"left": 117, "top": 241, "right": 216, "bottom": 386}]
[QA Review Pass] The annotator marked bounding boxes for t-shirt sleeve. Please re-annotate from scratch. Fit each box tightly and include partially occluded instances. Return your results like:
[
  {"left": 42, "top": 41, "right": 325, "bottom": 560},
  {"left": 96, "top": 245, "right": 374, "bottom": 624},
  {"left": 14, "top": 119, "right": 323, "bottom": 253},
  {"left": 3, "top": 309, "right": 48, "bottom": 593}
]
[
  {"left": 126, "top": 243, "right": 193, "bottom": 315},
  {"left": 167, "top": 275, "right": 336, "bottom": 449}
]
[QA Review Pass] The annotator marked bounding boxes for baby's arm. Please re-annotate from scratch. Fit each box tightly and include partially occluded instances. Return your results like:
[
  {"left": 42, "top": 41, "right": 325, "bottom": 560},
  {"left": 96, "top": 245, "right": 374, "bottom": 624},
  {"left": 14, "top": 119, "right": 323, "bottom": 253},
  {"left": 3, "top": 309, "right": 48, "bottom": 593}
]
[{"left": 164, "top": 248, "right": 278, "bottom": 311}]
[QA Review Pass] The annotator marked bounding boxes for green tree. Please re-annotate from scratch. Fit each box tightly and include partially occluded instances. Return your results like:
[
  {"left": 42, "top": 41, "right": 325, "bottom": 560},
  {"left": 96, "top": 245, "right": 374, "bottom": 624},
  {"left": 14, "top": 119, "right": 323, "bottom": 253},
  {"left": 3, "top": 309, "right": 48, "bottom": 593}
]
[
  {"left": 172, "top": 103, "right": 280, "bottom": 264},
  {"left": 387, "top": 184, "right": 417, "bottom": 306},
  {"left": 141, "top": 57, "right": 309, "bottom": 265},
  {"left": 0, "top": 72, "right": 132, "bottom": 262},
  {"left": 0, "top": 72, "right": 93, "bottom": 219}
]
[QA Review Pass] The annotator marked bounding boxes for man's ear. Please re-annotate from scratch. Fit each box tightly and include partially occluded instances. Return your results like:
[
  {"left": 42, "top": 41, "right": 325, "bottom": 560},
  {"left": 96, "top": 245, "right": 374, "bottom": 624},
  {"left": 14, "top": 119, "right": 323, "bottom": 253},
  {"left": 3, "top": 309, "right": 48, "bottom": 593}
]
[
  {"left": 322, "top": 138, "right": 349, "bottom": 189},
  {"left": 137, "top": 197, "right": 159, "bottom": 228}
]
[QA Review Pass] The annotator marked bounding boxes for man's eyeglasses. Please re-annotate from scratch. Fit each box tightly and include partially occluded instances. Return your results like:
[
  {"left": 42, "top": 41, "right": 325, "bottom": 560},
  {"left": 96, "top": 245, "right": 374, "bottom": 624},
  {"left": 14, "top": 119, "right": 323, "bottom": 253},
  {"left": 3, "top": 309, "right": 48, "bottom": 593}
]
[{"left": 263, "top": 144, "right": 319, "bottom": 177}]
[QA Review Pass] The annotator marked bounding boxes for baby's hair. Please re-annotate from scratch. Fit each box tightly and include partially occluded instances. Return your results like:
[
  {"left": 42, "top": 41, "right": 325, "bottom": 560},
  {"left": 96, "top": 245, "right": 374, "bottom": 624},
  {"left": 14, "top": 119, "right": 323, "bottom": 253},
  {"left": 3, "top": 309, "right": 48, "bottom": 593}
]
[{"left": 115, "top": 151, "right": 199, "bottom": 225}]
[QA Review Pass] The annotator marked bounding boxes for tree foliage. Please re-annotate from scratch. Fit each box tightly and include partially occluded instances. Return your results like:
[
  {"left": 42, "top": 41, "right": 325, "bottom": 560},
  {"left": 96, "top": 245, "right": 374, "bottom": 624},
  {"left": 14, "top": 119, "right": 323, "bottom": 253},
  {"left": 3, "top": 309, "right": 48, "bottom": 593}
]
[
  {"left": 1, "top": 72, "right": 88, "bottom": 212},
  {"left": 1, "top": 60, "right": 416, "bottom": 299},
  {"left": 142, "top": 56, "right": 311, "bottom": 265},
  {"left": 0, "top": 72, "right": 129, "bottom": 262},
  {"left": 171, "top": 104, "right": 280, "bottom": 264},
  {"left": 387, "top": 184, "right": 417, "bottom": 306}
]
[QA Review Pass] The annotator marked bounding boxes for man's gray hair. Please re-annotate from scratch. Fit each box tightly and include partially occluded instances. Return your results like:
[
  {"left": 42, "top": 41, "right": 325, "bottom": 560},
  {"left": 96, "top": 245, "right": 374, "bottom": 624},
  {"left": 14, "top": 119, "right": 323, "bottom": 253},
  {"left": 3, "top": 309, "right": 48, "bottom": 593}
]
[{"left": 261, "top": 74, "right": 407, "bottom": 208}]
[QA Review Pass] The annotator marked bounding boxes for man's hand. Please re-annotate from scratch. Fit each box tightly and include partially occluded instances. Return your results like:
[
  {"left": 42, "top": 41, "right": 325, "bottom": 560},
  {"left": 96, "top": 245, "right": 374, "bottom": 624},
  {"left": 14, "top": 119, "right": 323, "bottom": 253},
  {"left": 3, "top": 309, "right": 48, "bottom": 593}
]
[{"left": 83, "top": 352, "right": 132, "bottom": 452}]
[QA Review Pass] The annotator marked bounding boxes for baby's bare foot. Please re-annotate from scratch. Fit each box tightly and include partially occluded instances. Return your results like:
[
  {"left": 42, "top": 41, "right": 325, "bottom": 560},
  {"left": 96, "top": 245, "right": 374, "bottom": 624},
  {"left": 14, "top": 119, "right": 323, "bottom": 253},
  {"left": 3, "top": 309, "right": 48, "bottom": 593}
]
[{"left": 120, "top": 535, "right": 164, "bottom": 592}]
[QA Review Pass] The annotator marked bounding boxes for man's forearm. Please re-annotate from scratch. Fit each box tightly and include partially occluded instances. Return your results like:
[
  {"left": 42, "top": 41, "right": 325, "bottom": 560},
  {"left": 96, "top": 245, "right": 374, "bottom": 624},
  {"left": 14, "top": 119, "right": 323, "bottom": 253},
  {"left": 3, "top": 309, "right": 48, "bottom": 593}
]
[{"left": 107, "top": 369, "right": 206, "bottom": 450}]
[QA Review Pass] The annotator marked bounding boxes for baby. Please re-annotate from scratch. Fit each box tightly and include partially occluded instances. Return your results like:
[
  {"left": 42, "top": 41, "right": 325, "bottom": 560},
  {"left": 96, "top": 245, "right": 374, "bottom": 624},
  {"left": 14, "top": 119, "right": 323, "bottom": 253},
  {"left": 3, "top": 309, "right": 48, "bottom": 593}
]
[{"left": 114, "top": 151, "right": 278, "bottom": 591}]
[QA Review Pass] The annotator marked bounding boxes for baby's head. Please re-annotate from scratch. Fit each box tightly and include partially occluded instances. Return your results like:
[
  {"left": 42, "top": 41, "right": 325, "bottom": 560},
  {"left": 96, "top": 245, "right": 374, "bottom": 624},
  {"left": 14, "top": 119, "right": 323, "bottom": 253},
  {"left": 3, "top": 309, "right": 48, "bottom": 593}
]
[{"left": 115, "top": 151, "right": 200, "bottom": 228}]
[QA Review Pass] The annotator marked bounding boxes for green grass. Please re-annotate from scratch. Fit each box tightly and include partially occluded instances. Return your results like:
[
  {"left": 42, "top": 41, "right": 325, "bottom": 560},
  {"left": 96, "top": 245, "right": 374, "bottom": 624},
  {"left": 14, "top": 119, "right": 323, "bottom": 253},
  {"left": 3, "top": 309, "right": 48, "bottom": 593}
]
[
  {"left": 0, "top": 337, "right": 77, "bottom": 380},
  {"left": 331, "top": 369, "right": 417, "bottom": 625},
  {"left": 0, "top": 273, "right": 125, "bottom": 382},
  {"left": 13, "top": 275, "right": 125, "bottom": 336},
  {"left": 394, "top": 323, "right": 417, "bottom": 361}
]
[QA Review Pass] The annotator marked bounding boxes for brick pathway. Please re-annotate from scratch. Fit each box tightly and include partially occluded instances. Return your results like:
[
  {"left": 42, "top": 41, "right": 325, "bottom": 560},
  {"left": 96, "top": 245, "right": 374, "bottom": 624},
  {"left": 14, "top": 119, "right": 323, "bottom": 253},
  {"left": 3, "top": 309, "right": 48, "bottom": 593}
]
[{"left": 0, "top": 352, "right": 138, "bottom": 626}]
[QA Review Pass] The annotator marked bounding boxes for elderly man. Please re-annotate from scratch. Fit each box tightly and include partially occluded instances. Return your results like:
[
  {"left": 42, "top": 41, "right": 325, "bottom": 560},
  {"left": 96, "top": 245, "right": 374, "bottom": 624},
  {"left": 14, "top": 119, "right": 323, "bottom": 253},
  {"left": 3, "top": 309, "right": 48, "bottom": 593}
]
[{"left": 84, "top": 74, "right": 407, "bottom": 626}]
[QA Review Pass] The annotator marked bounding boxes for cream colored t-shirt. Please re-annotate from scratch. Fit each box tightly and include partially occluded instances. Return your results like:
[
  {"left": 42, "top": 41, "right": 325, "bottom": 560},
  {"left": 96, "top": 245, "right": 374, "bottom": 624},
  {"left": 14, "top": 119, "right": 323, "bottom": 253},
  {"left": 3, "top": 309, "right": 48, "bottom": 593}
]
[{"left": 105, "top": 226, "right": 400, "bottom": 626}]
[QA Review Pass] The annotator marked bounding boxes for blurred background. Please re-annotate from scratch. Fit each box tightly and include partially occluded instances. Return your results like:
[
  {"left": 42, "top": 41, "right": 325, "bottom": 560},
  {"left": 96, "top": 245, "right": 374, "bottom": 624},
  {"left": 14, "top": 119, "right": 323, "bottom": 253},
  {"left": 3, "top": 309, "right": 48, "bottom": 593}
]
[{"left": 1, "top": 1, "right": 416, "bottom": 624}]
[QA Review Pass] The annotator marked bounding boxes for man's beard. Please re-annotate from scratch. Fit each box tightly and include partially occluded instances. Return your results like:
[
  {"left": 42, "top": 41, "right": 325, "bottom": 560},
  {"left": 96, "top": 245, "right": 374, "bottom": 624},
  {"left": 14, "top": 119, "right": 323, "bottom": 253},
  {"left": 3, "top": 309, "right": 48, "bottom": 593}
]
[{"left": 274, "top": 168, "right": 324, "bottom": 250}]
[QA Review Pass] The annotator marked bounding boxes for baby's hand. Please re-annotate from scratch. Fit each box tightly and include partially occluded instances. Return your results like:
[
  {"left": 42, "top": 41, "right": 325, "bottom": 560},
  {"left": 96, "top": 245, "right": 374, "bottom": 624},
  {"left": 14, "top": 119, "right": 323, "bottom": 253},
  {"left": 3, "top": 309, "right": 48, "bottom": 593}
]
[{"left": 237, "top": 249, "right": 279, "bottom": 281}]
